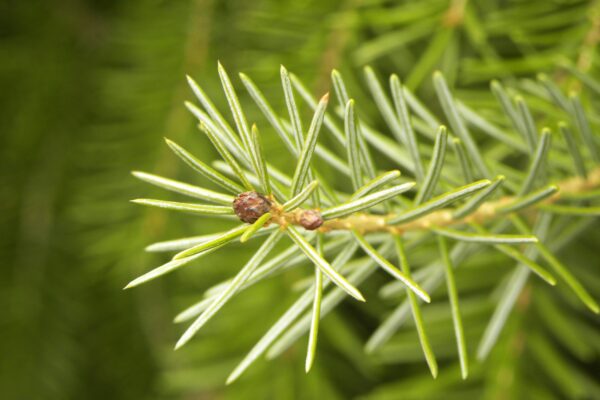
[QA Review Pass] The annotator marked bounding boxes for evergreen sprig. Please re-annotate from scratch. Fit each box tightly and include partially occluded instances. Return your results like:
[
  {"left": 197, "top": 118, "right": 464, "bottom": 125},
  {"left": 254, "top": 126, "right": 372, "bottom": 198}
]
[{"left": 129, "top": 62, "right": 600, "bottom": 384}]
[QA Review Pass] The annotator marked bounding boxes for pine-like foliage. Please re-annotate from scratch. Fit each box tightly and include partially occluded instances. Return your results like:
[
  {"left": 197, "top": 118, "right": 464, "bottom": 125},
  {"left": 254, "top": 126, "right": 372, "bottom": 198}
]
[
  {"left": 130, "top": 58, "right": 600, "bottom": 394},
  {"left": 3, "top": 1, "right": 600, "bottom": 399}
]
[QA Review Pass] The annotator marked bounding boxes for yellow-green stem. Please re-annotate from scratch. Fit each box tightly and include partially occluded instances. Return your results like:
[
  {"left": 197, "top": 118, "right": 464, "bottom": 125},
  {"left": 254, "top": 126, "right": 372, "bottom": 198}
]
[{"left": 269, "top": 166, "right": 600, "bottom": 235}]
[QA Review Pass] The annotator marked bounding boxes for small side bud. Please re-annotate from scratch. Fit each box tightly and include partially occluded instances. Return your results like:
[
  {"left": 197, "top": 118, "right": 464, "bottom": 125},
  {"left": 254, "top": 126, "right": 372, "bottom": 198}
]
[
  {"left": 299, "top": 210, "right": 323, "bottom": 230},
  {"left": 233, "top": 191, "right": 272, "bottom": 224}
]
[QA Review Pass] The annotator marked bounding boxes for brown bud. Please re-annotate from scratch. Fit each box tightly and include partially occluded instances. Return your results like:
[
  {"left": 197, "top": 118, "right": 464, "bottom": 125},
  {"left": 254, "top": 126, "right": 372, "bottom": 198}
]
[
  {"left": 299, "top": 210, "right": 323, "bottom": 230},
  {"left": 233, "top": 191, "right": 272, "bottom": 224}
]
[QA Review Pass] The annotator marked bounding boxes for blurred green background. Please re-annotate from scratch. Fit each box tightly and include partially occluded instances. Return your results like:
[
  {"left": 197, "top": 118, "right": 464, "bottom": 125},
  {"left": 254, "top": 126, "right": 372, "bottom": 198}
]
[{"left": 2, "top": 0, "right": 599, "bottom": 399}]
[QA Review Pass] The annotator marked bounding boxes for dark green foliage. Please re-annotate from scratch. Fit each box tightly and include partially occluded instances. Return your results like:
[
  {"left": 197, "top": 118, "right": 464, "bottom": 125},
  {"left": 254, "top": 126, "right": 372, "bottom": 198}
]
[{"left": 2, "top": 0, "right": 599, "bottom": 399}]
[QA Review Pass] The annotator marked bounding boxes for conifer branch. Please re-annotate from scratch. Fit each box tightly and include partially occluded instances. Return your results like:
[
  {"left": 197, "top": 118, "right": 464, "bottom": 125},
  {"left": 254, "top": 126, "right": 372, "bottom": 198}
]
[{"left": 130, "top": 63, "right": 600, "bottom": 384}]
